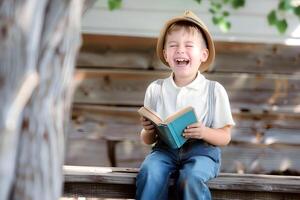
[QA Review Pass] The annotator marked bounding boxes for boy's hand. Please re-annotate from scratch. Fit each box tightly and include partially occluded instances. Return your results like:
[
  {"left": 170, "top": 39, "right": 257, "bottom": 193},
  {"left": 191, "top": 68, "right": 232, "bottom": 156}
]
[
  {"left": 183, "top": 122, "right": 206, "bottom": 139},
  {"left": 140, "top": 117, "right": 156, "bottom": 134}
]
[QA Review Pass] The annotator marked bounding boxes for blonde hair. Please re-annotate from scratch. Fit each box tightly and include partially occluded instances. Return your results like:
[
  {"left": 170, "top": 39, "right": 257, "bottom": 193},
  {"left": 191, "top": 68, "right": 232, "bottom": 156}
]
[{"left": 165, "top": 21, "right": 208, "bottom": 49}]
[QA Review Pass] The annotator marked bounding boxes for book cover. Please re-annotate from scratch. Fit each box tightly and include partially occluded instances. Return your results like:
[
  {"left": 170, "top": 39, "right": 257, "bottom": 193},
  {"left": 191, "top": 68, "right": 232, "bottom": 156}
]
[{"left": 138, "top": 106, "right": 198, "bottom": 149}]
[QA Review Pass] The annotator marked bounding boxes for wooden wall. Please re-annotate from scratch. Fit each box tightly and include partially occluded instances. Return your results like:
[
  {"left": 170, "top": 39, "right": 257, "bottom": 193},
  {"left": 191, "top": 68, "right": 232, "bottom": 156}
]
[{"left": 66, "top": 34, "right": 300, "bottom": 174}]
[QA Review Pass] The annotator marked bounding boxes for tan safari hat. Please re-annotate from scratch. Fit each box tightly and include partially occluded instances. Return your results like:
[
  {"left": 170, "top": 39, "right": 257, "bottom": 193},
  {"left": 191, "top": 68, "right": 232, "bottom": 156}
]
[{"left": 156, "top": 10, "right": 215, "bottom": 72}]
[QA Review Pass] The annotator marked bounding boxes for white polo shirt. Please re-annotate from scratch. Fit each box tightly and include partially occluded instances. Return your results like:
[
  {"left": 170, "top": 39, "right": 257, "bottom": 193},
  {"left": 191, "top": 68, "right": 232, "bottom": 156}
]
[{"left": 144, "top": 72, "right": 235, "bottom": 129}]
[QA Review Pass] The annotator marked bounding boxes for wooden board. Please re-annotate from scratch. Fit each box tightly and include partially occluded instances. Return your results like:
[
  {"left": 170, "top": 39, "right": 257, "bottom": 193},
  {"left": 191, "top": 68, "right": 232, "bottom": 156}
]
[
  {"left": 63, "top": 165, "right": 300, "bottom": 199},
  {"left": 73, "top": 69, "right": 300, "bottom": 113},
  {"left": 69, "top": 105, "right": 300, "bottom": 173},
  {"left": 221, "top": 144, "right": 300, "bottom": 174},
  {"left": 78, "top": 35, "right": 300, "bottom": 74}
]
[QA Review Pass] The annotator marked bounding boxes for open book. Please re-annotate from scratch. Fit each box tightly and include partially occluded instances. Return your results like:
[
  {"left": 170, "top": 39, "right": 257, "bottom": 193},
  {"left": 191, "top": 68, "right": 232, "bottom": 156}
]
[{"left": 138, "top": 106, "right": 198, "bottom": 149}]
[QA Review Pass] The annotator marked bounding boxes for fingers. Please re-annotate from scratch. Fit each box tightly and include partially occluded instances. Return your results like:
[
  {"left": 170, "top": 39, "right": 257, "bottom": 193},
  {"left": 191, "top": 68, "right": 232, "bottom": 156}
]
[
  {"left": 183, "top": 122, "right": 205, "bottom": 139},
  {"left": 183, "top": 133, "right": 203, "bottom": 139},
  {"left": 184, "top": 127, "right": 202, "bottom": 133},
  {"left": 140, "top": 117, "right": 155, "bottom": 131},
  {"left": 183, "top": 130, "right": 203, "bottom": 139},
  {"left": 140, "top": 118, "right": 152, "bottom": 125},
  {"left": 144, "top": 124, "right": 155, "bottom": 130},
  {"left": 186, "top": 122, "right": 204, "bottom": 128}
]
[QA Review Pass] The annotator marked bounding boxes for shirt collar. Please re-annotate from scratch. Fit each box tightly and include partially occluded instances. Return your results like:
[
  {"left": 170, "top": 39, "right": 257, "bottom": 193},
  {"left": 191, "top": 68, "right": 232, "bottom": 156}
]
[{"left": 167, "top": 71, "right": 205, "bottom": 90}]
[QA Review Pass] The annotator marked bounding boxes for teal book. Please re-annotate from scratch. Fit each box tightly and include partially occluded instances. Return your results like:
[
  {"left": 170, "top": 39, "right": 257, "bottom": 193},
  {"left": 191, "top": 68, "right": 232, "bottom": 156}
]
[{"left": 138, "top": 106, "right": 198, "bottom": 149}]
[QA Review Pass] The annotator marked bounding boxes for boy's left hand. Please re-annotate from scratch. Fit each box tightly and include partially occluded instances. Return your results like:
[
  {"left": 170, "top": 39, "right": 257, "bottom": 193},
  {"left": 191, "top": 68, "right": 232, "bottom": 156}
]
[{"left": 183, "top": 122, "right": 206, "bottom": 139}]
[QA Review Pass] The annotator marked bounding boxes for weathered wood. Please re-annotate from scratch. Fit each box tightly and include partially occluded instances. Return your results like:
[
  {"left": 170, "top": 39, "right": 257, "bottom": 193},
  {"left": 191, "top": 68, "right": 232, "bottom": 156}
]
[
  {"left": 78, "top": 34, "right": 300, "bottom": 74},
  {"left": 70, "top": 122, "right": 300, "bottom": 172},
  {"left": 71, "top": 104, "right": 300, "bottom": 143},
  {"left": 73, "top": 69, "right": 300, "bottom": 113},
  {"left": 63, "top": 165, "right": 300, "bottom": 199},
  {"left": 70, "top": 104, "right": 300, "bottom": 172},
  {"left": 221, "top": 144, "right": 300, "bottom": 174},
  {"left": 77, "top": 51, "right": 152, "bottom": 69}
]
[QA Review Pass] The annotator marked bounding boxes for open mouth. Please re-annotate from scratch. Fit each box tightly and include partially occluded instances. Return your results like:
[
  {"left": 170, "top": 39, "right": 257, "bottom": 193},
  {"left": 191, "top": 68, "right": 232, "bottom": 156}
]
[{"left": 175, "top": 58, "right": 190, "bottom": 66}]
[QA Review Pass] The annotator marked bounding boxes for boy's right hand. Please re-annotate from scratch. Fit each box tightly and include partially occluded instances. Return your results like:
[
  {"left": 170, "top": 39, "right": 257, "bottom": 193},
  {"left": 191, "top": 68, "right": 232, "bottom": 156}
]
[{"left": 140, "top": 117, "right": 156, "bottom": 134}]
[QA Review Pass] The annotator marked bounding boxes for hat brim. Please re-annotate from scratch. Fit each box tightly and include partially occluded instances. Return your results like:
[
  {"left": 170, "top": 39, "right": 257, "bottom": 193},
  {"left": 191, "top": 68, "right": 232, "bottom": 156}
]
[{"left": 156, "top": 12, "right": 215, "bottom": 72}]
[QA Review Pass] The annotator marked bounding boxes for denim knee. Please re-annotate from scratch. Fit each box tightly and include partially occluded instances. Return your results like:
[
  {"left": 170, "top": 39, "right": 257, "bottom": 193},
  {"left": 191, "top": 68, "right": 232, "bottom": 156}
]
[
  {"left": 138, "top": 158, "right": 171, "bottom": 183},
  {"left": 177, "top": 171, "right": 211, "bottom": 200},
  {"left": 136, "top": 151, "right": 175, "bottom": 200},
  {"left": 177, "top": 170, "right": 206, "bottom": 189}
]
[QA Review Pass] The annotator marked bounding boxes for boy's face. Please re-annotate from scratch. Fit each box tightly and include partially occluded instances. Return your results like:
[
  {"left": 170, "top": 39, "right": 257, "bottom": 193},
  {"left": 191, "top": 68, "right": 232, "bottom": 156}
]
[{"left": 163, "top": 28, "right": 208, "bottom": 82}]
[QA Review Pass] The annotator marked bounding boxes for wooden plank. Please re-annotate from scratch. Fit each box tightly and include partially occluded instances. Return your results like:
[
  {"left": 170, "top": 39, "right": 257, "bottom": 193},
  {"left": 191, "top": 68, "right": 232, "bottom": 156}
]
[
  {"left": 77, "top": 51, "right": 152, "bottom": 69},
  {"left": 71, "top": 104, "right": 300, "bottom": 145},
  {"left": 69, "top": 105, "right": 300, "bottom": 173},
  {"left": 221, "top": 144, "right": 300, "bottom": 174},
  {"left": 73, "top": 69, "right": 166, "bottom": 106},
  {"left": 78, "top": 34, "right": 300, "bottom": 74},
  {"left": 81, "top": 34, "right": 156, "bottom": 52},
  {"left": 69, "top": 119, "right": 300, "bottom": 172},
  {"left": 73, "top": 69, "right": 300, "bottom": 113},
  {"left": 63, "top": 165, "right": 300, "bottom": 199},
  {"left": 213, "top": 42, "right": 300, "bottom": 74}
]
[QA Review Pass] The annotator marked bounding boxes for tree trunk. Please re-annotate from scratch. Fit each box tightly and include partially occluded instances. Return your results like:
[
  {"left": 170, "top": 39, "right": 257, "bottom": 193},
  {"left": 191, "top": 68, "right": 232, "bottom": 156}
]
[{"left": 0, "top": 0, "right": 92, "bottom": 199}]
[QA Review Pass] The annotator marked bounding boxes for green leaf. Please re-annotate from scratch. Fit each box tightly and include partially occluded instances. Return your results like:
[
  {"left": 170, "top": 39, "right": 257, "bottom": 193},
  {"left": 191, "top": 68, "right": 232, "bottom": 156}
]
[
  {"left": 108, "top": 0, "right": 122, "bottom": 10},
  {"left": 278, "top": 0, "right": 292, "bottom": 11},
  {"left": 219, "top": 20, "right": 231, "bottom": 32},
  {"left": 276, "top": 19, "right": 288, "bottom": 34},
  {"left": 267, "top": 10, "right": 277, "bottom": 25},
  {"left": 212, "top": 16, "right": 221, "bottom": 25},
  {"left": 194, "top": 0, "right": 202, "bottom": 4},
  {"left": 216, "top": 3, "right": 222, "bottom": 9},
  {"left": 223, "top": 11, "right": 230, "bottom": 17},
  {"left": 223, "top": 0, "right": 230, "bottom": 3},
  {"left": 211, "top": 2, "right": 222, "bottom": 10},
  {"left": 231, "top": 0, "right": 245, "bottom": 9},
  {"left": 294, "top": 6, "right": 300, "bottom": 18},
  {"left": 209, "top": 8, "right": 216, "bottom": 14}
]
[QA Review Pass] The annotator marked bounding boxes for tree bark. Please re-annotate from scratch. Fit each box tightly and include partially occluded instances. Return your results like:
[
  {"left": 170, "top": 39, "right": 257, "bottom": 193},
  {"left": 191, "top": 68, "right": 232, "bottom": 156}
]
[{"left": 0, "top": 0, "right": 92, "bottom": 199}]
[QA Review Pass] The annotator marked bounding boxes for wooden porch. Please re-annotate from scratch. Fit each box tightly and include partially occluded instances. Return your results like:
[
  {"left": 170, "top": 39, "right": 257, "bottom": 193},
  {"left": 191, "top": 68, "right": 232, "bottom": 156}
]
[{"left": 64, "top": 33, "right": 300, "bottom": 198}]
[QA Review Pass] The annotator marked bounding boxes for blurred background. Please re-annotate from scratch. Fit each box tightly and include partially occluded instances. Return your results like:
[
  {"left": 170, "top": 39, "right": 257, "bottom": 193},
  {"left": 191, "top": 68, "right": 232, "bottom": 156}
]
[{"left": 65, "top": 0, "right": 300, "bottom": 175}]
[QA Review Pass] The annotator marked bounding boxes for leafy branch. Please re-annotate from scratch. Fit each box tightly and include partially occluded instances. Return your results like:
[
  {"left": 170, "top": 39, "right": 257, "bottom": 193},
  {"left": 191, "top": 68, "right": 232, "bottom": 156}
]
[
  {"left": 206, "top": 0, "right": 245, "bottom": 32},
  {"left": 267, "top": 0, "right": 300, "bottom": 33},
  {"left": 108, "top": 0, "right": 122, "bottom": 10}
]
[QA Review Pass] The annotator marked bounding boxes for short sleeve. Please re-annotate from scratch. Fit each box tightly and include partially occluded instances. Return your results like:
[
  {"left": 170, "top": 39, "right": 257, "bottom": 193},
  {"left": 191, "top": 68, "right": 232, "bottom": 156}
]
[
  {"left": 144, "top": 80, "right": 160, "bottom": 110},
  {"left": 213, "top": 82, "right": 235, "bottom": 129}
]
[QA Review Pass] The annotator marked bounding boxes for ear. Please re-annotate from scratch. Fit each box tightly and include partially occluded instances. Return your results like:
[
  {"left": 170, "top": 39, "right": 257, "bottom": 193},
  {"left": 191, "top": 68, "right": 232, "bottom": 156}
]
[
  {"left": 200, "top": 48, "right": 209, "bottom": 62},
  {"left": 163, "top": 49, "right": 168, "bottom": 63}
]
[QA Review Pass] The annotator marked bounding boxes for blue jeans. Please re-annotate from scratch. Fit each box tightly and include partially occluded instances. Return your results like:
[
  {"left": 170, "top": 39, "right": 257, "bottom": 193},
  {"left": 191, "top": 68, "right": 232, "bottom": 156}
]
[{"left": 136, "top": 141, "right": 220, "bottom": 200}]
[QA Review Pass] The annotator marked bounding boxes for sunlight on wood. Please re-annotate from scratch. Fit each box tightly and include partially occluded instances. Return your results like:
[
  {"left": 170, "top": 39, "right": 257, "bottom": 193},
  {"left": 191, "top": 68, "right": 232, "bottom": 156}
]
[
  {"left": 280, "top": 159, "right": 291, "bottom": 171},
  {"left": 264, "top": 137, "right": 277, "bottom": 145},
  {"left": 64, "top": 165, "right": 113, "bottom": 174},
  {"left": 5, "top": 72, "right": 38, "bottom": 129},
  {"left": 294, "top": 105, "right": 300, "bottom": 113}
]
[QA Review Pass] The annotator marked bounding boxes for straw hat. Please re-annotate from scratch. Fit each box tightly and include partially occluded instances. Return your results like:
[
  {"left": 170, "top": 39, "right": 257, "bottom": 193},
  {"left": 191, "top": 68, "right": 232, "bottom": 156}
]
[{"left": 156, "top": 10, "right": 215, "bottom": 72}]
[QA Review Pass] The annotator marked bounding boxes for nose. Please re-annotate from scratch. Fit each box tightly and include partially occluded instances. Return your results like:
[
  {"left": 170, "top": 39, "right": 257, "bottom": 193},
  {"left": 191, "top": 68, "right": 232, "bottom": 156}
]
[{"left": 176, "top": 45, "right": 185, "bottom": 54}]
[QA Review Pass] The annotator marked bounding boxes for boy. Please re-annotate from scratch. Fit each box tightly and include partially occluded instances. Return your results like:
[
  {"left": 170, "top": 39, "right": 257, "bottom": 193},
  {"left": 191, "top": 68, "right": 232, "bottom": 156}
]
[{"left": 136, "top": 11, "right": 235, "bottom": 200}]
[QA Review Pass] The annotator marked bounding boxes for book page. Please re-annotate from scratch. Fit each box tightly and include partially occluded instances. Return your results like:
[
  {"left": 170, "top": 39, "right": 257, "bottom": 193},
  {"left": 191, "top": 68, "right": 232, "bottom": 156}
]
[
  {"left": 164, "top": 106, "right": 194, "bottom": 124},
  {"left": 138, "top": 106, "right": 163, "bottom": 125}
]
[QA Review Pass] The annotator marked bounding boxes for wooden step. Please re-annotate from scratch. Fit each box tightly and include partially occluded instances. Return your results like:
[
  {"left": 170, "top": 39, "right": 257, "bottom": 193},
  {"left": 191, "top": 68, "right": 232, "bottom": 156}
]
[{"left": 63, "top": 165, "right": 300, "bottom": 199}]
